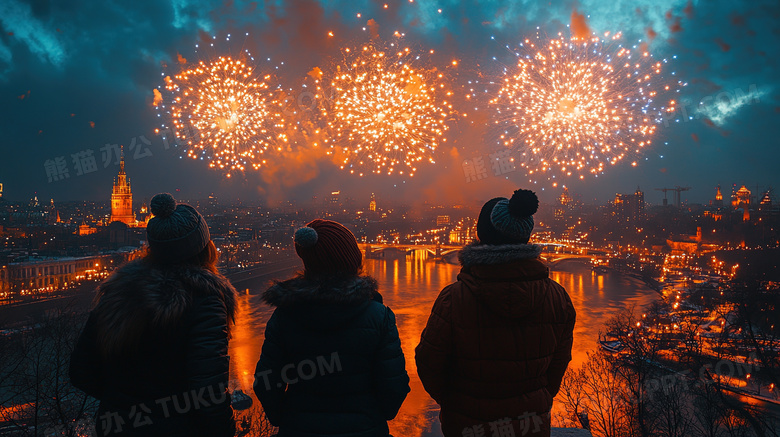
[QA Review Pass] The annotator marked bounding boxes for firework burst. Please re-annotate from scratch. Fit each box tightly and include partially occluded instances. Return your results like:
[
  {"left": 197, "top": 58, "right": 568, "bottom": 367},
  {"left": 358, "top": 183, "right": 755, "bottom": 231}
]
[
  {"left": 490, "top": 33, "right": 680, "bottom": 184},
  {"left": 315, "top": 43, "right": 453, "bottom": 177},
  {"left": 158, "top": 55, "right": 288, "bottom": 176}
]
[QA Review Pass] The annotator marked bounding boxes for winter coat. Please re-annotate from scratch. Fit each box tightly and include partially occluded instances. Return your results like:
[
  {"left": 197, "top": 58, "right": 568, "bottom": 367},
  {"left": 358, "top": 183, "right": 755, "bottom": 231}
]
[
  {"left": 253, "top": 274, "right": 410, "bottom": 437},
  {"left": 415, "top": 243, "right": 576, "bottom": 437},
  {"left": 69, "top": 259, "right": 237, "bottom": 437}
]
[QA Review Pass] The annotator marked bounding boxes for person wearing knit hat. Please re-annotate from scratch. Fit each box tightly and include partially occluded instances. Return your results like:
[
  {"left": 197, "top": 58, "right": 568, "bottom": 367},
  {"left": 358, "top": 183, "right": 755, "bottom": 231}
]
[
  {"left": 476, "top": 188, "right": 539, "bottom": 245},
  {"left": 254, "top": 219, "right": 410, "bottom": 437},
  {"left": 146, "top": 192, "right": 211, "bottom": 263},
  {"left": 292, "top": 219, "right": 364, "bottom": 276},
  {"left": 416, "top": 189, "right": 576, "bottom": 437},
  {"left": 70, "top": 193, "right": 238, "bottom": 437}
]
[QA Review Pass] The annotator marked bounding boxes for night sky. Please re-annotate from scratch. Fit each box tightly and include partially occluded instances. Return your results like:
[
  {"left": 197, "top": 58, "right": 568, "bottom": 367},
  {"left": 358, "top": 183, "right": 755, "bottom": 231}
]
[{"left": 1, "top": 0, "right": 778, "bottom": 206}]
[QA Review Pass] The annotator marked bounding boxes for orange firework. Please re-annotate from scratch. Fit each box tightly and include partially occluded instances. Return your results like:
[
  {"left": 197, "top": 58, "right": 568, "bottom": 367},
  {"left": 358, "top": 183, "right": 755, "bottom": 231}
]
[
  {"left": 315, "top": 44, "right": 453, "bottom": 177},
  {"left": 160, "top": 56, "right": 288, "bottom": 176},
  {"left": 491, "top": 33, "right": 680, "bottom": 184}
]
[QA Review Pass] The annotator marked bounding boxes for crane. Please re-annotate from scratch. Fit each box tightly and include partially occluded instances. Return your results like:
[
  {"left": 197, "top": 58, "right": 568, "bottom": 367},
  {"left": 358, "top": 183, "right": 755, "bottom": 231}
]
[{"left": 655, "top": 186, "right": 691, "bottom": 208}]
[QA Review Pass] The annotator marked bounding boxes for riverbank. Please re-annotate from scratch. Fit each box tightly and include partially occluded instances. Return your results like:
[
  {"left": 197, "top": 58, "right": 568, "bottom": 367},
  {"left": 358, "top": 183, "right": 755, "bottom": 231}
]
[{"left": 0, "top": 258, "right": 303, "bottom": 329}]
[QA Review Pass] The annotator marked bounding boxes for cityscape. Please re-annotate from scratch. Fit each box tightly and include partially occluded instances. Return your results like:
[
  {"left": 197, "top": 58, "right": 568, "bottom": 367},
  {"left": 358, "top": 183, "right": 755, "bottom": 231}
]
[
  {"left": 1, "top": 0, "right": 780, "bottom": 436},
  {"left": 2, "top": 157, "right": 778, "bottom": 302},
  {"left": 1, "top": 156, "right": 779, "bottom": 434}
]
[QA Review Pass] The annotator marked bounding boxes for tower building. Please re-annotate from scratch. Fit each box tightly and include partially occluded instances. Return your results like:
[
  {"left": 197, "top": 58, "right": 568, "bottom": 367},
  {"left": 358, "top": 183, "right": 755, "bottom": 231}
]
[
  {"left": 711, "top": 185, "right": 723, "bottom": 208},
  {"left": 110, "top": 148, "right": 135, "bottom": 225},
  {"left": 369, "top": 193, "right": 377, "bottom": 212},
  {"left": 735, "top": 185, "right": 751, "bottom": 222},
  {"left": 613, "top": 187, "right": 646, "bottom": 224}
]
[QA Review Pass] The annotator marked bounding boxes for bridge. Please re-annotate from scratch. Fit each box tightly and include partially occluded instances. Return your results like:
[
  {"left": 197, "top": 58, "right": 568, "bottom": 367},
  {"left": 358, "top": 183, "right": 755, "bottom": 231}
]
[
  {"left": 362, "top": 243, "right": 462, "bottom": 261},
  {"left": 362, "top": 243, "right": 605, "bottom": 266}
]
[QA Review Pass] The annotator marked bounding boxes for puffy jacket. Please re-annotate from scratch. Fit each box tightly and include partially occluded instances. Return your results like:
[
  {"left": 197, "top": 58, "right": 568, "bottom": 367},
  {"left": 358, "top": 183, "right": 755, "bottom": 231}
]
[
  {"left": 69, "top": 259, "right": 237, "bottom": 437},
  {"left": 254, "top": 274, "right": 410, "bottom": 437},
  {"left": 415, "top": 243, "right": 576, "bottom": 437}
]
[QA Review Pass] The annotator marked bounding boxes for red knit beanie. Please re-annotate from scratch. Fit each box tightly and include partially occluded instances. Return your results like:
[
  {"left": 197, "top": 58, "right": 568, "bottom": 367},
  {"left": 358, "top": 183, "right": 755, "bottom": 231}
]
[{"left": 294, "top": 219, "right": 363, "bottom": 276}]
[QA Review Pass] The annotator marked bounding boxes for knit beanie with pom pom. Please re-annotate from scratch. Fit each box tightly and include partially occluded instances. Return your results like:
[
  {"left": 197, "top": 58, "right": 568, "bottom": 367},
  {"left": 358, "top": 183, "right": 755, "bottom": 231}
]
[
  {"left": 476, "top": 189, "right": 539, "bottom": 245},
  {"left": 146, "top": 193, "right": 211, "bottom": 262},
  {"left": 294, "top": 219, "right": 363, "bottom": 276}
]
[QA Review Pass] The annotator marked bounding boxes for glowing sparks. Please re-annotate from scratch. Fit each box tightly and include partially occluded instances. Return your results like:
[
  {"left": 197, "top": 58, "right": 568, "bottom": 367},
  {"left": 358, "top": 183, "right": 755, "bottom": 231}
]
[
  {"left": 491, "top": 33, "right": 680, "bottom": 183},
  {"left": 316, "top": 44, "right": 452, "bottom": 177},
  {"left": 159, "top": 56, "right": 287, "bottom": 176}
]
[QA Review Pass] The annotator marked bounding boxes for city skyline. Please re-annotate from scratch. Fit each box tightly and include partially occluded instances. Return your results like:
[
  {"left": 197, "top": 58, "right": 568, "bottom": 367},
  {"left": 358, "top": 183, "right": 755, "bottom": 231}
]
[{"left": 0, "top": 158, "right": 772, "bottom": 210}]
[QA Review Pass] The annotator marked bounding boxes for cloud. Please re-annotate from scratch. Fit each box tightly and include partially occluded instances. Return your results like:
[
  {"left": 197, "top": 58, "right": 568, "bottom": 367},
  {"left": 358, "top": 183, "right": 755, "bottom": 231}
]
[
  {"left": 307, "top": 66, "right": 323, "bottom": 80},
  {"left": 171, "top": 0, "right": 213, "bottom": 31},
  {"left": 0, "top": 0, "right": 65, "bottom": 66},
  {"left": 667, "top": 11, "right": 683, "bottom": 33},
  {"left": 570, "top": 9, "right": 591, "bottom": 40},
  {"left": 367, "top": 18, "right": 380, "bottom": 39},
  {"left": 646, "top": 27, "right": 657, "bottom": 40},
  {"left": 698, "top": 85, "right": 768, "bottom": 125},
  {"left": 153, "top": 88, "right": 163, "bottom": 106},
  {"left": 683, "top": 1, "right": 694, "bottom": 19},
  {"left": 0, "top": 40, "right": 11, "bottom": 76}
]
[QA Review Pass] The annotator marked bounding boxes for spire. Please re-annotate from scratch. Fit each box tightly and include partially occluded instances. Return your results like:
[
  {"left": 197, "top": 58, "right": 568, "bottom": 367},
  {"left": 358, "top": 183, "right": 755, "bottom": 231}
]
[{"left": 120, "top": 145, "right": 125, "bottom": 173}]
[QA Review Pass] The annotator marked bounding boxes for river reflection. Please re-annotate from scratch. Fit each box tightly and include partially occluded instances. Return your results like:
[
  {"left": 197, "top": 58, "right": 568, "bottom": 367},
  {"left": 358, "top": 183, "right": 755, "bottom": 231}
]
[{"left": 227, "top": 254, "right": 659, "bottom": 436}]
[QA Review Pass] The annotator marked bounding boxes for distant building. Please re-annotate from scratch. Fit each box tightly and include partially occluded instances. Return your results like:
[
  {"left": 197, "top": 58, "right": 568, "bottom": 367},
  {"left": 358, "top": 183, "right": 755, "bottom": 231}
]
[
  {"left": 0, "top": 182, "right": 3, "bottom": 199},
  {"left": 47, "top": 199, "right": 61, "bottom": 225},
  {"left": 136, "top": 202, "right": 152, "bottom": 227},
  {"left": 705, "top": 185, "right": 724, "bottom": 221},
  {"left": 735, "top": 185, "right": 751, "bottom": 221},
  {"left": 449, "top": 218, "right": 477, "bottom": 245},
  {"left": 330, "top": 191, "right": 341, "bottom": 205},
  {"left": 2, "top": 250, "right": 141, "bottom": 297},
  {"left": 667, "top": 227, "right": 702, "bottom": 254},
  {"left": 555, "top": 187, "right": 572, "bottom": 220},
  {"left": 613, "top": 187, "right": 645, "bottom": 224},
  {"left": 437, "top": 215, "right": 451, "bottom": 226},
  {"left": 710, "top": 185, "right": 724, "bottom": 209},
  {"left": 666, "top": 227, "right": 718, "bottom": 255},
  {"left": 559, "top": 187, "right": 572, "bottom": 206},
  {"left": 110, "top": 150, "right": 136, "bottom": 225},
  {"left": 369, "top": 193, "right": 377, "bottom": 212},
  {"left": 0, "top": 266, "right": 8, "bottom": 298},
  {"left": 759, "top": 190, "right": 772, "bottom": 211},
  {"left": 77, "top": 219, "right": 97, "bottom": 236}
]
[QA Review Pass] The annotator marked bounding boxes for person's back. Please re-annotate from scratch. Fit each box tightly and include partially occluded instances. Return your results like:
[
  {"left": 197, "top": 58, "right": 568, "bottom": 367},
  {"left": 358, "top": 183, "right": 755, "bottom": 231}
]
[
  {"left": 254, "top": 220, "right": 410, "bottom": 437},
  {"left": 70, "top": 193, "right": 236, "bottom": 437},
  {"left": 416, "top": 189, "right": 576, "bottom": 437}
]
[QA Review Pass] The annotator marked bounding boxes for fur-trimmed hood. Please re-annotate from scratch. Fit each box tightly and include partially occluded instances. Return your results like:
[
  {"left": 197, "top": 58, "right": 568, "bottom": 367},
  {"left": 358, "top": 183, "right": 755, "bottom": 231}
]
[
  {"left": 263, "top": 274, "right": 381, "bottom": 330},
  {"left": 91, "top": 259, "right": 237, "bottom": 357},
  {"left": 263, "top": 274, "right": 379, "bottom": 308},
  {"left": 458, "top": 242, "right": 542, "bottom": 267}
]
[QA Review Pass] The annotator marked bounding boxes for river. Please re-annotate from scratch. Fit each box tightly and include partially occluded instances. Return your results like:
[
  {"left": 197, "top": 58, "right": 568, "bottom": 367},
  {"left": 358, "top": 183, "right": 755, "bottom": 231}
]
[{"left": 227, "top": 253, "right": 661, "bottom": 436}]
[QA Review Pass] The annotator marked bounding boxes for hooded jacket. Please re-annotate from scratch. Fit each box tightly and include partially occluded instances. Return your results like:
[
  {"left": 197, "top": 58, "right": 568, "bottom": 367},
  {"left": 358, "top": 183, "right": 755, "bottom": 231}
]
[
  {"left": 69, "top": 259, "right": 237, "bottom": 437},
  {"left": 254, "top": 274, "right": 410, "bottom": 437},
  {"left": 415, "top": 243, "right": 576, "bottom": 437}
]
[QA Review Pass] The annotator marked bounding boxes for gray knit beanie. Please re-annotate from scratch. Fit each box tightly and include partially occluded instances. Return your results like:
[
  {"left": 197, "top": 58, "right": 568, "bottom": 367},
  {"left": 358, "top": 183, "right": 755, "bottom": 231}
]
[
  {"left": 146, "top": 193, "right": 210, "bottom": 263},
  {"left": 476, "top": 189, "right": 539, "bottom": 245}
]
